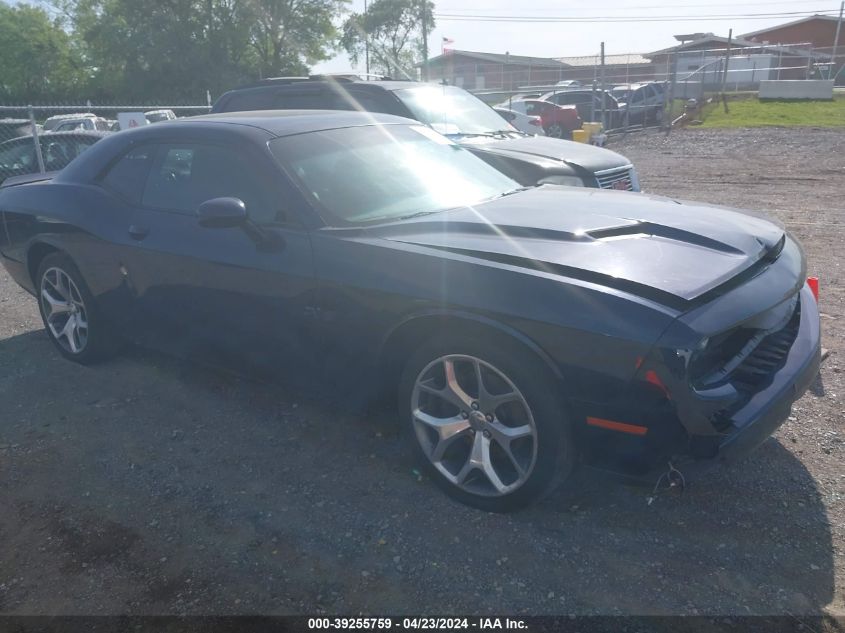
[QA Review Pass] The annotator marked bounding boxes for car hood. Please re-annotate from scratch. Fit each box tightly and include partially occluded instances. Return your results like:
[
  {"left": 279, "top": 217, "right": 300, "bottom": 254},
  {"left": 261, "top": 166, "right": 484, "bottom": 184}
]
[
  {"left": 459, "top": 135, "right": 631, "bottom": 172},
  {"left": 369, "top": 186, "right": 786, "bottom": 305}
]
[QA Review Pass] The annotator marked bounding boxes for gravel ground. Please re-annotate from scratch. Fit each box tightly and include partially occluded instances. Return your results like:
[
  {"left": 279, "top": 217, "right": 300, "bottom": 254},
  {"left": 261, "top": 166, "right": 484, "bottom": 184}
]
[{"left": 0, "top": 127, "right": 843, "bottom": 616}]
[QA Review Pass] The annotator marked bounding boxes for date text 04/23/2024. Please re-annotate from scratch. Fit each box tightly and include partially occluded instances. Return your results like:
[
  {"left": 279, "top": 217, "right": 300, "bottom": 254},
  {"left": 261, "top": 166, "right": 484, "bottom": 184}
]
[{"left": 307, "top": 618, "right": 528, "bottom": 630}]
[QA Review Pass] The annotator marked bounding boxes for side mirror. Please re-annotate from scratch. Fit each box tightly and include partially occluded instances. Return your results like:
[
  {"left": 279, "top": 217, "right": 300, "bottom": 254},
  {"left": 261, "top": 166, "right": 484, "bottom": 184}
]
[{"left": 197, "top": 197, "right": 247, "bottom": 229}]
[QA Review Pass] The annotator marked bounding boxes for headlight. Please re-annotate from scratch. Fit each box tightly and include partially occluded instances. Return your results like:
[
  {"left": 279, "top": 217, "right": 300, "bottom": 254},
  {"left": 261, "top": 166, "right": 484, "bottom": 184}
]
[{"left": 538, "top": 175, "right": 585, "bottom": 187}]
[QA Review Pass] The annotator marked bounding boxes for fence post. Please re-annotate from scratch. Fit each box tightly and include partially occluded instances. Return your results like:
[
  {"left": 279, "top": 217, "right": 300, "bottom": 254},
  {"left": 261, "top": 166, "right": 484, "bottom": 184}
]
[
  {"left": 599, "top": 42, "right": 606, "bottom": 130},
  {"left": 833, "top": 2, "right": 844, "bottom": 81},
  {"left": 807, "top": 44, "right": 814, "bottom": 79},
  {"left": 721, "top": 29, "right": 732, "bottom": 114},
  {"left": 28, "top": 105, "right": 46, "bottom": 175},
  {"left": 664, "top": 52, "right": 676, "bottom": 134}
]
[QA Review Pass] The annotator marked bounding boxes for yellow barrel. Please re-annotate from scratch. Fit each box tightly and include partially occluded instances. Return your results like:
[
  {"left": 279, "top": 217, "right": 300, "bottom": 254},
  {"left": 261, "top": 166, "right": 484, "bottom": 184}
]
[
  {"left": 582, "top": 122, "right": 603, "bottom": 136},
  {"left": 571, "top": 129, "right": 589, "bottom": 143}
]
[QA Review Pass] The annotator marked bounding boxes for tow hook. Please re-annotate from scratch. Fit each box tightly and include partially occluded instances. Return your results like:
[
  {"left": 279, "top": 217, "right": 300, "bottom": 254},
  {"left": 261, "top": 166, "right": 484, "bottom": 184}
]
[{"left": 647, "top": 461, "right": 686, "bottom": 506}]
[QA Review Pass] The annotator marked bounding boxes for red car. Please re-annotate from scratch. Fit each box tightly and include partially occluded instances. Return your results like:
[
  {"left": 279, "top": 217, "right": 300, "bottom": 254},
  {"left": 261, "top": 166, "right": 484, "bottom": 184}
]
[{"left": 499, "top": 99, "right": 582, "bottom": 138}]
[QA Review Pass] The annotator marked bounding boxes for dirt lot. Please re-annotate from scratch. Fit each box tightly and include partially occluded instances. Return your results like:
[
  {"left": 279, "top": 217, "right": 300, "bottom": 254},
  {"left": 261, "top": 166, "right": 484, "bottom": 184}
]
[{"left": 0, "top": 127, "right": 843, "bottom": 616}]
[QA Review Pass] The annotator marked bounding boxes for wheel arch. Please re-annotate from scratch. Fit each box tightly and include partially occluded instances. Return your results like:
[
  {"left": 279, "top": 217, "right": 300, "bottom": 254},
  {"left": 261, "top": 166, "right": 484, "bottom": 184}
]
[
  {"left": 26, "top": 240, "right": 63, "bottom": 287},
  {"left": 378, "top": 310, "right": 567, "bottom": 392}
]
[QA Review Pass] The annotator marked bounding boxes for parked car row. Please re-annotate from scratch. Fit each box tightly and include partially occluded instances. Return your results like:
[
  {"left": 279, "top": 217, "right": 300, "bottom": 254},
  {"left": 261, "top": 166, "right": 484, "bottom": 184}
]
[
  {"left": 500, "top": 81, "right": 668, "bottom": 129},
  {"left": 0, "top": 131, "right": 108, "bottom": 184},
  {"left": 495, "top": 99, "right": 582, "bottom": 139},
  {"left": 0, "top": 109, "right": 180, "bottom": 185}
]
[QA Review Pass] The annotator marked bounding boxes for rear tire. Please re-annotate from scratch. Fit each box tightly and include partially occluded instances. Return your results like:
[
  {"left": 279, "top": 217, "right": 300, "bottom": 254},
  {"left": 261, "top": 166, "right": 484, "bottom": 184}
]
[
  {"left": 398, "top": 333, "right": 576, "bottom": 512},
  {"left": 36, "top": 252, "right": 121, "bottom": 364},
  {"left": 546, "top": 123, "right": 564, "bottom": 138}
]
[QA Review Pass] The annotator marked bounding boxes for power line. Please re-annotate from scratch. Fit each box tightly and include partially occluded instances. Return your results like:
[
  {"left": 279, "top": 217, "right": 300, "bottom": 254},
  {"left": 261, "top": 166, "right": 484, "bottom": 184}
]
[
  {"left": 438, "top": 0, "right": 828, "bottom": 13},
  {"left": 435, "top": 10, "right": 840, "bottom": 23},
  {"left": 439, "top": 0, "right": 828, "bottom": 12}
]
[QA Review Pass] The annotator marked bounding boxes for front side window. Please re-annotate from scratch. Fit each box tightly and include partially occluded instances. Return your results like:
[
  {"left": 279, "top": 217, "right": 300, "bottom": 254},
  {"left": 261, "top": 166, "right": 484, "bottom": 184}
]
[
  {"left": 141, "top": 144, "right": 278, "bottom": 223},
  {"left": 270, "top": 124, "right": 519, "bottom": 227},
  {"left": 394, "top": 86, "right": 516, "bottom": 135}
]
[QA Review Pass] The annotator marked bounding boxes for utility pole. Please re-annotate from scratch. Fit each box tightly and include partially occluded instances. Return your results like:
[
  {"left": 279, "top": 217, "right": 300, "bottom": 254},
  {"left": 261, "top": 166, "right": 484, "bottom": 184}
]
[
  {"left": 833, "top": 1, "right": 844, "bottom": 80},
  {"left": 599, "top": 42, "right": 606, "bottom": 129},
  {"left": 364, "top": 0, "right": 369, "bottom": 76},
  {"left": 721, "top": 28, "right": 732, "bottom": 113},
  {"left": 421, "top": 0, "right": 428, "bottom": 81}
]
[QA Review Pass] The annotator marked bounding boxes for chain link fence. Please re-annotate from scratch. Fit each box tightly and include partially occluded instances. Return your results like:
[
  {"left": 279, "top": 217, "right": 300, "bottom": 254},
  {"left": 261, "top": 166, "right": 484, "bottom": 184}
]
[
  {"left": 0, "top": 103, "right": 211, "bottom": 185},
  {"left": 447, "top": 43, "right": 843, "bottom": 134}
]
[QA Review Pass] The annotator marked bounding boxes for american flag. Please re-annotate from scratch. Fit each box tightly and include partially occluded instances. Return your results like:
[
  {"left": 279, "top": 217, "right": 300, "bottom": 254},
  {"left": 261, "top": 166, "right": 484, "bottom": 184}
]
[{"left": 442, "top": 37, "right": 454, "bottom": 45}]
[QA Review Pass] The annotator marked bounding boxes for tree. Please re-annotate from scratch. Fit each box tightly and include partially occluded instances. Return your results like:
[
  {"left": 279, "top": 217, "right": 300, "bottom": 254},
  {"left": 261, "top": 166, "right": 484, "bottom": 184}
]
[
  {"left": 66, "top": 0, "right": 346, "bottom": 101},
  {"left": 245, "top": 0, "right": 347, "bottom": 79},
  {"left": 341, "top": 0, "right": 434, "bottom": 78},
  {"left": 0, "top": 3, "right": 88, "bottom": 101}
]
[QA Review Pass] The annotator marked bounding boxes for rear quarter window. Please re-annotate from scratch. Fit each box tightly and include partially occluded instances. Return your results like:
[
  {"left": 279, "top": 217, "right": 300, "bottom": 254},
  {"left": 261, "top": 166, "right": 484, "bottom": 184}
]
[{"left": 100, "top": 146, "right": 155, "bottom": 203}]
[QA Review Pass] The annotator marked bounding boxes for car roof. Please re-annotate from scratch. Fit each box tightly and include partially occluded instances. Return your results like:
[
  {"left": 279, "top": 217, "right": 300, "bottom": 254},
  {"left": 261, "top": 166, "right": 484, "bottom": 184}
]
[
  {"left": 42, "top": 130, "right": 111, "bottom": 138},
  {"left": 217, "top": 79, "right": 435, "bottom": 104},
  {"left": 178, "top": 110, "right": 414, "bottom": 136},
  {"left": 45, "top": 113, "right": 99, "bottom": 121},
  {"left": 55, "top": 110, "right": 417, "bottom": 185}
]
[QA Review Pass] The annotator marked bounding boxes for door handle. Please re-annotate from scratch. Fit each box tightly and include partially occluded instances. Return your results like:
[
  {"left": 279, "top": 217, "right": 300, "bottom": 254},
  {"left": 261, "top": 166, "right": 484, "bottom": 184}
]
[{"left": 128, "top": 225, "right": 149, "bottom": 240}]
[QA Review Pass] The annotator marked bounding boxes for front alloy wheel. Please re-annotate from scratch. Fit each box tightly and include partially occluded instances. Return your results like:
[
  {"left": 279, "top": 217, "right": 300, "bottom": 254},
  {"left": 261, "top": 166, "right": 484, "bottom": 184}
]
[
  {"left": 412, "top": 354, "right": 538, "bottom": 497},
  {"left": 400, "top": 335, "right": 575, "bottom": 512}
]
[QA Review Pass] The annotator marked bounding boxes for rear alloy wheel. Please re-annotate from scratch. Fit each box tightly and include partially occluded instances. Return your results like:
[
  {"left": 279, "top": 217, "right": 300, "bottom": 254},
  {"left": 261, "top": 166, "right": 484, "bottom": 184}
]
[
  {"left": 546, "top": 123, "right": 564, "bottom": 138},
  {"left": 36, "top": 252, "right": 120, "bottom": 364},
  {"left": 400, "top": 336, "right": 575, "bottom": 512},
  {"left": 40, "top": 266, "right": 89, "bottom": 355}
]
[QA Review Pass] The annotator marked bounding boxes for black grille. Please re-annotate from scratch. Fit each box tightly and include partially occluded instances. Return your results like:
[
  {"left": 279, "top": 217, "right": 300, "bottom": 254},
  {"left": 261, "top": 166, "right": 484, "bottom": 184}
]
[
  {"left": 730, "top": 301, "right": 801, "bottom": 396},
  {"left": 691, "top": 295, "right": 801, "bottom": 395}
]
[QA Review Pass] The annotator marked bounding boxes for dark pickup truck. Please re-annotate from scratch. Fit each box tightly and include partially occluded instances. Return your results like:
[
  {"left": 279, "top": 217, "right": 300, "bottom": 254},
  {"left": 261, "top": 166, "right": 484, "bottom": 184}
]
[{"left": 211, "top": 78, "right": 640, "bottom": 192}]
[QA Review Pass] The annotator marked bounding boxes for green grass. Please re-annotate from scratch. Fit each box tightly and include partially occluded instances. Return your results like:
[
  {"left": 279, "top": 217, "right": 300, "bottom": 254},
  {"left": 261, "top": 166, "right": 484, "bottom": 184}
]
[{"left": 698, "top": 95, "right": 845, "bottom": 127}]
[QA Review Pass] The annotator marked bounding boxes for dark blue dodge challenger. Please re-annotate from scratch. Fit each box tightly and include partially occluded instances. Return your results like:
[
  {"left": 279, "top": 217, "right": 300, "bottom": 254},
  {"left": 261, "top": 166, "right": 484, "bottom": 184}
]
[{"left": 0, "top": 111, "right": 821, "bottom": 511}]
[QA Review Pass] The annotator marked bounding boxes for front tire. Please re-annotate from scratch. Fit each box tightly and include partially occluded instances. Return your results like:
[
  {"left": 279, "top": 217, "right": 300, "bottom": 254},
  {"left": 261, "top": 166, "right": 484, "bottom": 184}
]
[
  {"left": 36, "top": 252, "right": 120, "bottom": 364},
  {"left": 399, "top": 334, "right": 576, "bottom": 512}
]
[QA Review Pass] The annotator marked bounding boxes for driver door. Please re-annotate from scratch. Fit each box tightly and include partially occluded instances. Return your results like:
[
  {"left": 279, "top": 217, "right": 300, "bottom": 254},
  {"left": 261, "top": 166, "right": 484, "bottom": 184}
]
[{"left": 118, "top": 138, "right": 318, "bottom": 371}]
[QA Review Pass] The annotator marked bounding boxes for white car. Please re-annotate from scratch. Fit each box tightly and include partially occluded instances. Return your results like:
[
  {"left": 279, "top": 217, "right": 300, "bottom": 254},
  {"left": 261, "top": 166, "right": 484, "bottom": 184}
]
[
  {"left": 493, "top": 107, "right": 545, "bottom": 136},
  {"left": 144, "top": 109, "right": 177, "bottom": 123},
  {"left": 43, "top": 113, "right": 101, "bottom": 132},
  {"left": 52, "top": 117, "right": 111, "bottom": 132}
]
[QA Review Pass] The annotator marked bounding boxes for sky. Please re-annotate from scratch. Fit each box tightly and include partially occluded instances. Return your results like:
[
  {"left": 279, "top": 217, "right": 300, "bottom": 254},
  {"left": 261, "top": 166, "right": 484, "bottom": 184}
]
[{"left": 312, "top": 0, "right": 844, "bottom": 73}]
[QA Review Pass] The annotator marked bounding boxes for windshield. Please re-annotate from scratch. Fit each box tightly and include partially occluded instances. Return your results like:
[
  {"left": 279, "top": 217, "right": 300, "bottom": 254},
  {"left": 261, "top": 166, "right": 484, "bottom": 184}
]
[
  {"left": 394, "top": 86, "right": 518, "bottom": 136},
  {"left": 270, "top": 124, "right": 520, "bottom": 227}
]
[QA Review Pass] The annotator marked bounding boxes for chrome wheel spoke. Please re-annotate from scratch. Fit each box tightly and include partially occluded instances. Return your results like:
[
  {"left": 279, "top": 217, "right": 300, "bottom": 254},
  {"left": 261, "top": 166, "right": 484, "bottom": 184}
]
[
  {"left": 41, "top": 288, "right": 71, "bottom": 316},
  {"left": 442, "top": 359, "right": 474, "bottom": 409},
  {"left": 488, "top": 421, "right": 533, "bottom": 478},
  {"left": 473, "top": 359, "right": 520, "bottom": 412},
  {"left": 413, "top": 409, "right": 472, "bottom": 461},
  {"left": 59, "top": 316, "right": 78, "bottom": 352},
  {"left": 477, "top": 433, "right": 508, "bottom": 494}
]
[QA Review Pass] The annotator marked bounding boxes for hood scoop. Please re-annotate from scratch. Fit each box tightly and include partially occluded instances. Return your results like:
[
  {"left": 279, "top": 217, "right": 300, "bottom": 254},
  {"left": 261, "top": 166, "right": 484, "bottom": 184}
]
[{"left": 587, "top": 222, "right": 747, "bottom": 255}]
